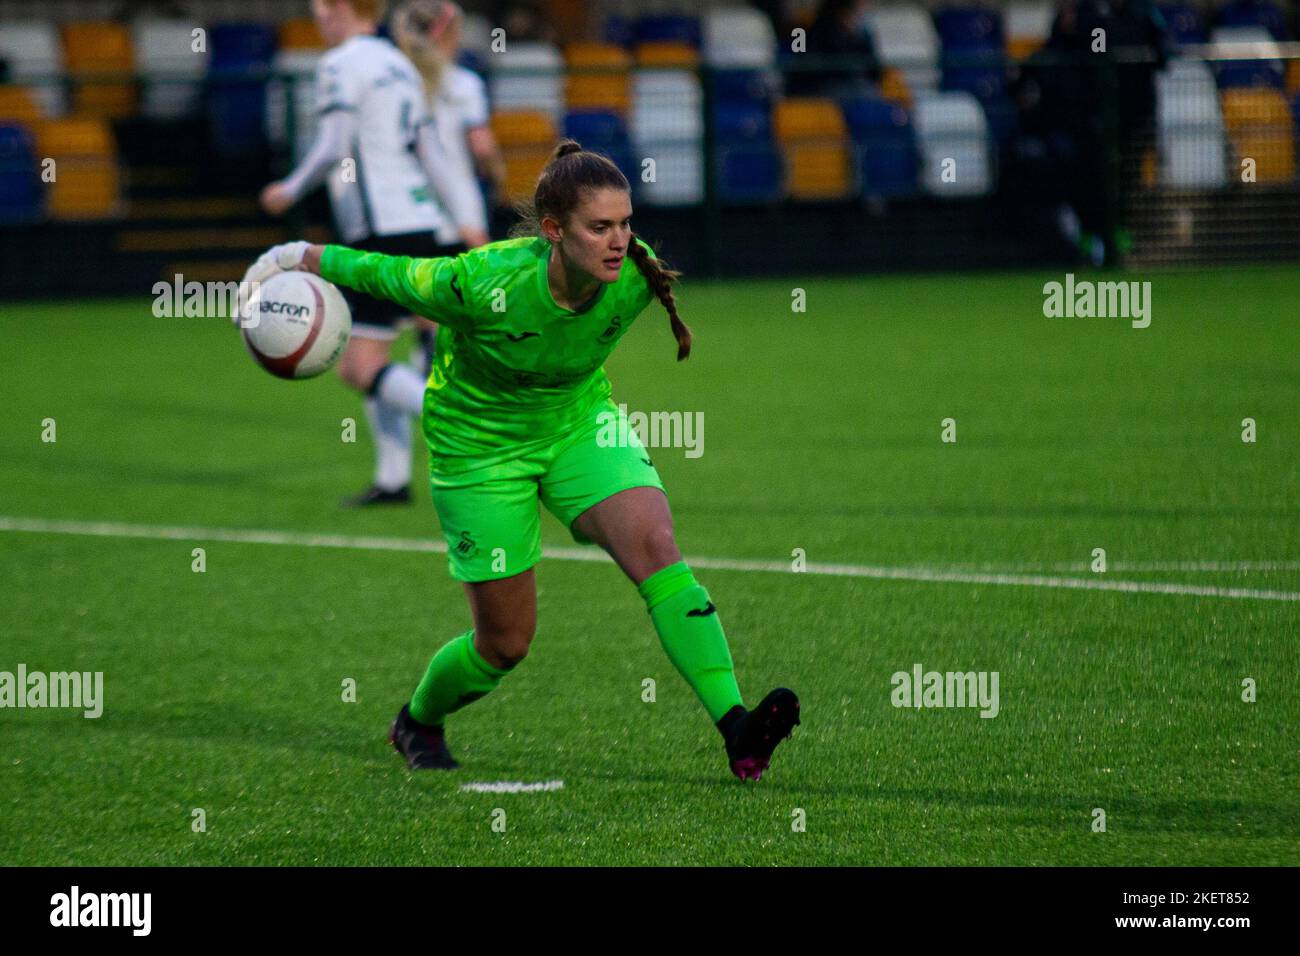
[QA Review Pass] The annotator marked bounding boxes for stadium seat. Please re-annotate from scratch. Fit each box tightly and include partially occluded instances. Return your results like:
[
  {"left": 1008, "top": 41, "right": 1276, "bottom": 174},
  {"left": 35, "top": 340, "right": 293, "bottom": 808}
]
[
  {"left": 716, "top": 142, "right": 783, "bottom": 204},
  {"left": 0, "top": 87, "right": 44, "bottom": 124},
  {"left": 0, "top": 122, "right": 43, "bottom": 223},
  {"left": 0, "top": 21, "right": 68, "bottom": 117},
  {"left": 937, "top": 7, "right": 1008, "bottom": 110},
  {"left": 702, "top": 7, "right": 776, "bottom": 68},
  {"left": 1156, "top": 59, "right": 1228, "bottom": 187},
  {"left": 864, "top": 6, "right": 941, "bottom": 94},
  {"left": 62, "top": 22, "right": 137, "bottom": 119},
  {"left": 714, "top": 101, "right": 772, "bottom": 143},
  {"left": 1216, "top": 0, "right": 1288, "bottom": 42},
  {"left": 843, "top": 97, "right": 920, "bottom": 199},
  {"left": 634, "top": 42, "right": 699, "bottom": 68},
  {"left": 1210, "top": 27, "right": 1285, "bottom": 89},
  {"left": 631, "top": 70, "right": 704, "bottom": 141},
  {"left": 635, "top": 15, "right": 701, "bottom": 48},
  {"left": 637, "top": 143, "right": 704, "bottom": 206},
  {"left": 713, "top": 69, "right": 777, "bottom": 106},
  {"left": 1157, "top": 4, "right": 1209, "bottom": 46},
  {"left": 490, "top": 42, "right": 565, "bottom": 124},
  {"left": 774, "top": 98, "right": 852, "bottom": 200},
  {"left": 879, "top": 67, "right": 913, "bottom": 107},
  {"left": 563, "top": 109, "right": 633, "bottom": 178},
  {"left": 279, "top": 19, "right": 326, "bottom": 50},
  {"left": 630, "top": 68, "right": 704, "bottom": 207},
  {"left": 1006, "top": 1, "right": 1053, "bottom": 58},
  {"left": 492, "top": 109, "right": 556, "bottom": 202},
  {"left": 33, "top": 117, "right": 120, "bottom": 218},
  {"left": 207, "top": 23, "right": 278, "bottom": 159},
  {"left": 911, "top": 90, "right": 992, "bottom": 196},
  {"left": 565, "top": 43, "right": 631, "bottom": 114},
  {"left": 133, "top": 19, "right": 209, "bottom": 120},
  {"left": 935, "top": 8, "right": 1005, "bottom": 51},
  {"left": 1220, "top": 87, "right": 1295, "bottom": 181}
]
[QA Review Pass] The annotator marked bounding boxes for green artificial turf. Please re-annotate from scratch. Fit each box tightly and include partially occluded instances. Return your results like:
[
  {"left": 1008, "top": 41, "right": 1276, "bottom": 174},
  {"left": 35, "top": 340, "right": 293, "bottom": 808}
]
[{"left": 1, "top": 266, "right": 1297, "bottom": 865}]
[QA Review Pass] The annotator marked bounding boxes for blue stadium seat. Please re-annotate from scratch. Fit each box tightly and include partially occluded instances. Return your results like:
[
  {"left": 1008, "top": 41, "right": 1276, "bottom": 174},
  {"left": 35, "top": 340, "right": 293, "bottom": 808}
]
[
  {"left": 840, "top": 98, "right": 918, "bottom": 198},
  {"left": 604, "top": 15, "right": 635, "bottom": 48},
  {"left": 716, "top": 143, "right": 783, "bottom": 204},
  {"left": 1216, "top": 0, "right": 1288, "bottom": 41},
  {"left": 714, "top": 101, "right": 772, "bottom": 142},
  {"left": 635, "top": 15, "right": 701, "bottom": 48},
  {"left": 0, "top": 123, "right": 43, "bottom": 224},
  {"left": 1157, "top": 4, "right": 1208, "bottom": 45},
  {"left": 936, "top": 8, "right": 1007, "bottom": 108},
  {"left": 712, "top": 69, "right": 775, "bottom": 105},
  {"left": 1216, "top": 59, "right": 1285, "bottom": 89},
  {"left": 934, "top": 8, "right": 1005, "bottom": 51},
  {"left": 563, "top": 110, "right": 634, "bottom": 179},
  {"left": 206, "top": 23, "right": 278, "bottom": 158}
]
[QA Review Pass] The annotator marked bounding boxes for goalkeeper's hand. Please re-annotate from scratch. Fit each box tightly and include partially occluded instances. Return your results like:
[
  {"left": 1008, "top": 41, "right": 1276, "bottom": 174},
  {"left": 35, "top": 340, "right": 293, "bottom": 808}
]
[{"left": 231, "top": 241, "right": 311, "bottom": 327}]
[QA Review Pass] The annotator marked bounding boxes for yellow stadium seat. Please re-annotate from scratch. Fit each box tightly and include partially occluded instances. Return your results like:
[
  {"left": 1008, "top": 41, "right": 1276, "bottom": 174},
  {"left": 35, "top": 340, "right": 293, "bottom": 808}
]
[
  {"left": 34, "top": 117, "right": 115, "bottom": 157},
  {"left": 1286, "top": 59, "right": 1300, "bottom": 95},
  {"left": 491, "top": 110, "right": 557, "bottom": 148},
  {"left": 879, "top": 67, "right": 912, "bottom": 107},
  {"left": 63, "top": 22, "right": 136, "bottom": 118},
  {"left": 1221, "top": 89, "right": 1295, "bottom": 183},
  {"left": 280, "top": 18, "right": 326, "bottom": 50},
  {"left": 501, "top": 148, "right": 553, "bottom": 202},
  {"left": 565, "top": 43, "right": 630, "bottom": 69},
  {"left": 775, "top": 98, "right": 846, "bottom": 142},
  {"left": 33, "top": 118, "right": 120, "bottom": 218},
  {"left": 0, "top": 86, "right": 44, "bottom": 123},
  {"left": 1007, "top": 36, "right": 1044, "bottom": 61},
  {"left": 565, "top": 43, "right": 630, "bottom": 113},
  {"left": 634, "top": 42, "right": 699, "bottom": 68},
  {"left": 1221, "top": 88, "right": 1291, "bottom": 130},
  {"left": 786, "top": 143, "right": 852, "bottom": 199},
  {"left": 491, "top": 110, "right": 558, "bottom": 202},
  {"left": 46, "top": 162, "right": 120, "bottom": 218}
]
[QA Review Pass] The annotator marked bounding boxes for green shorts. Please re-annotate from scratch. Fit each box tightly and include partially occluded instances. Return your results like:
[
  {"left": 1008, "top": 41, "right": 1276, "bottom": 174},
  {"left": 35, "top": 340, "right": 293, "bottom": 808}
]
[{"left": 429, "top": 399, "right": 665, "bottom": 582}]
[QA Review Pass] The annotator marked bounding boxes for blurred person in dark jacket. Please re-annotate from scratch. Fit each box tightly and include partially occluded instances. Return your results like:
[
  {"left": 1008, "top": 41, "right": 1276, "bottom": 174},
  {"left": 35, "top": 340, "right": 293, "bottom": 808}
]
[{"left": 785, "top": 0, "right": 883, "bottom": 99}]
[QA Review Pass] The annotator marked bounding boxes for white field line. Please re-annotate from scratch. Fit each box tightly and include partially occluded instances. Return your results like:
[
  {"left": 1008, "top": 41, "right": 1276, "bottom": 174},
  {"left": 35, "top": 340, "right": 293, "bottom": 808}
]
[
  {"left": 930, "top": 561, "right": 1300, "bottom": 573},
  {"left": 2, "top": 515, "right": 1299, "bottom": 603},
  {"left": 459, "top": 780, "right": 565, "bottom": 794}
]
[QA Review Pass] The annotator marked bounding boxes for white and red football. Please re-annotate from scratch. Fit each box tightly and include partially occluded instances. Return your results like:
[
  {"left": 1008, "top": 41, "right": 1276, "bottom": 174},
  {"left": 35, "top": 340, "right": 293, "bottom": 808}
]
[{"left": 240, "top": 271, "right": 351, "bottom": 380}]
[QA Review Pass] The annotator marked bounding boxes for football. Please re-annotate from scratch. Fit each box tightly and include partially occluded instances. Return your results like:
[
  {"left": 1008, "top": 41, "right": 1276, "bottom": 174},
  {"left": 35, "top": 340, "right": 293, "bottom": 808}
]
[{"left": 240, "top": 270, "right": 351, "bottom": 380}]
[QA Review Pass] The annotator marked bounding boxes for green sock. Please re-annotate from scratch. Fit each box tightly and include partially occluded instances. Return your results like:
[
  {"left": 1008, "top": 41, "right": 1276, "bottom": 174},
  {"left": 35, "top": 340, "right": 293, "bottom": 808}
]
[
  {"left": 638, "top": 561, "right": 743, "bottom": 723},
  {"left": 409, "top": 630, "right": 511, "bottom": 728}
]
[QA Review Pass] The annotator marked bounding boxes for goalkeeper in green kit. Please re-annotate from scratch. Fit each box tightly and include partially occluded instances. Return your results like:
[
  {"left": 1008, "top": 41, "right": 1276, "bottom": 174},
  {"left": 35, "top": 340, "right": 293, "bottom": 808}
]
[{"left": 246, "top": 140, "right": 799, "bottom": 781}]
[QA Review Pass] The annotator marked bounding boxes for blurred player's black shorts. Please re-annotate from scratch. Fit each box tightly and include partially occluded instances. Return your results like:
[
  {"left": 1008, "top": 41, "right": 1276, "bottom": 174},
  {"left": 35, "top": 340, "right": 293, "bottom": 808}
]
[{"left": 342, "top": 232, "right": 467, "bottom": 339}]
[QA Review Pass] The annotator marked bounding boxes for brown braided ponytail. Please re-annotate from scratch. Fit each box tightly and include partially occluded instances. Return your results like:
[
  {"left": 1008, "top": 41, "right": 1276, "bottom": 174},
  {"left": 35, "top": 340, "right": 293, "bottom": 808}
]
[{"left": 512, "top": 139, "right": 692, "bottom": 361}]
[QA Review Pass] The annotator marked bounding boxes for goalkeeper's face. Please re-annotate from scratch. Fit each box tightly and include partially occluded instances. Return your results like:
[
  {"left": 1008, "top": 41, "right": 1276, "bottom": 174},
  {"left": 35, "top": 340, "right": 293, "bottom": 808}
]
[{"left": 557, "top": 187, "right": 633, "bottom": 285}]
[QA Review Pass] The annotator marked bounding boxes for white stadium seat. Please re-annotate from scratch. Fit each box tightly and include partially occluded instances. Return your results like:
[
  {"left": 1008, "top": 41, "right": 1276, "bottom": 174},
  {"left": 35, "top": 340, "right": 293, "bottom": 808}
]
[
  {"left": 912, "top": 91, "right": 992, "bottom": 196},
  {"left": 1006, "top": 2, "right": 1055, "bottom": 42},
  {"left": 864, "top": 6, "right": 941, "bottom": 93},
  {"left": 703, "top": 7, "right": 777, "bottom": 68},
  {"left": 1156, "top": 59, "right": 1227, "bottom": 187},
  {"left": 0, "top": 20, "right": 68, "bottom": 116},
  {"left": 487, "top": 42, "right": 564, "bottom": 124},
  {"left": 133, "top": 18, "right": 210, "bottom": 120}
]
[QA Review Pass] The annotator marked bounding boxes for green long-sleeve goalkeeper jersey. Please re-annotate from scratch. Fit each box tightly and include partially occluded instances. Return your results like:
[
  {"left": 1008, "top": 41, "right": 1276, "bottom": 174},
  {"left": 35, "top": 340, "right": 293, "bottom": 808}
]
[{"left": 321, "top": 235, "right": 658, "bottom": 474}]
